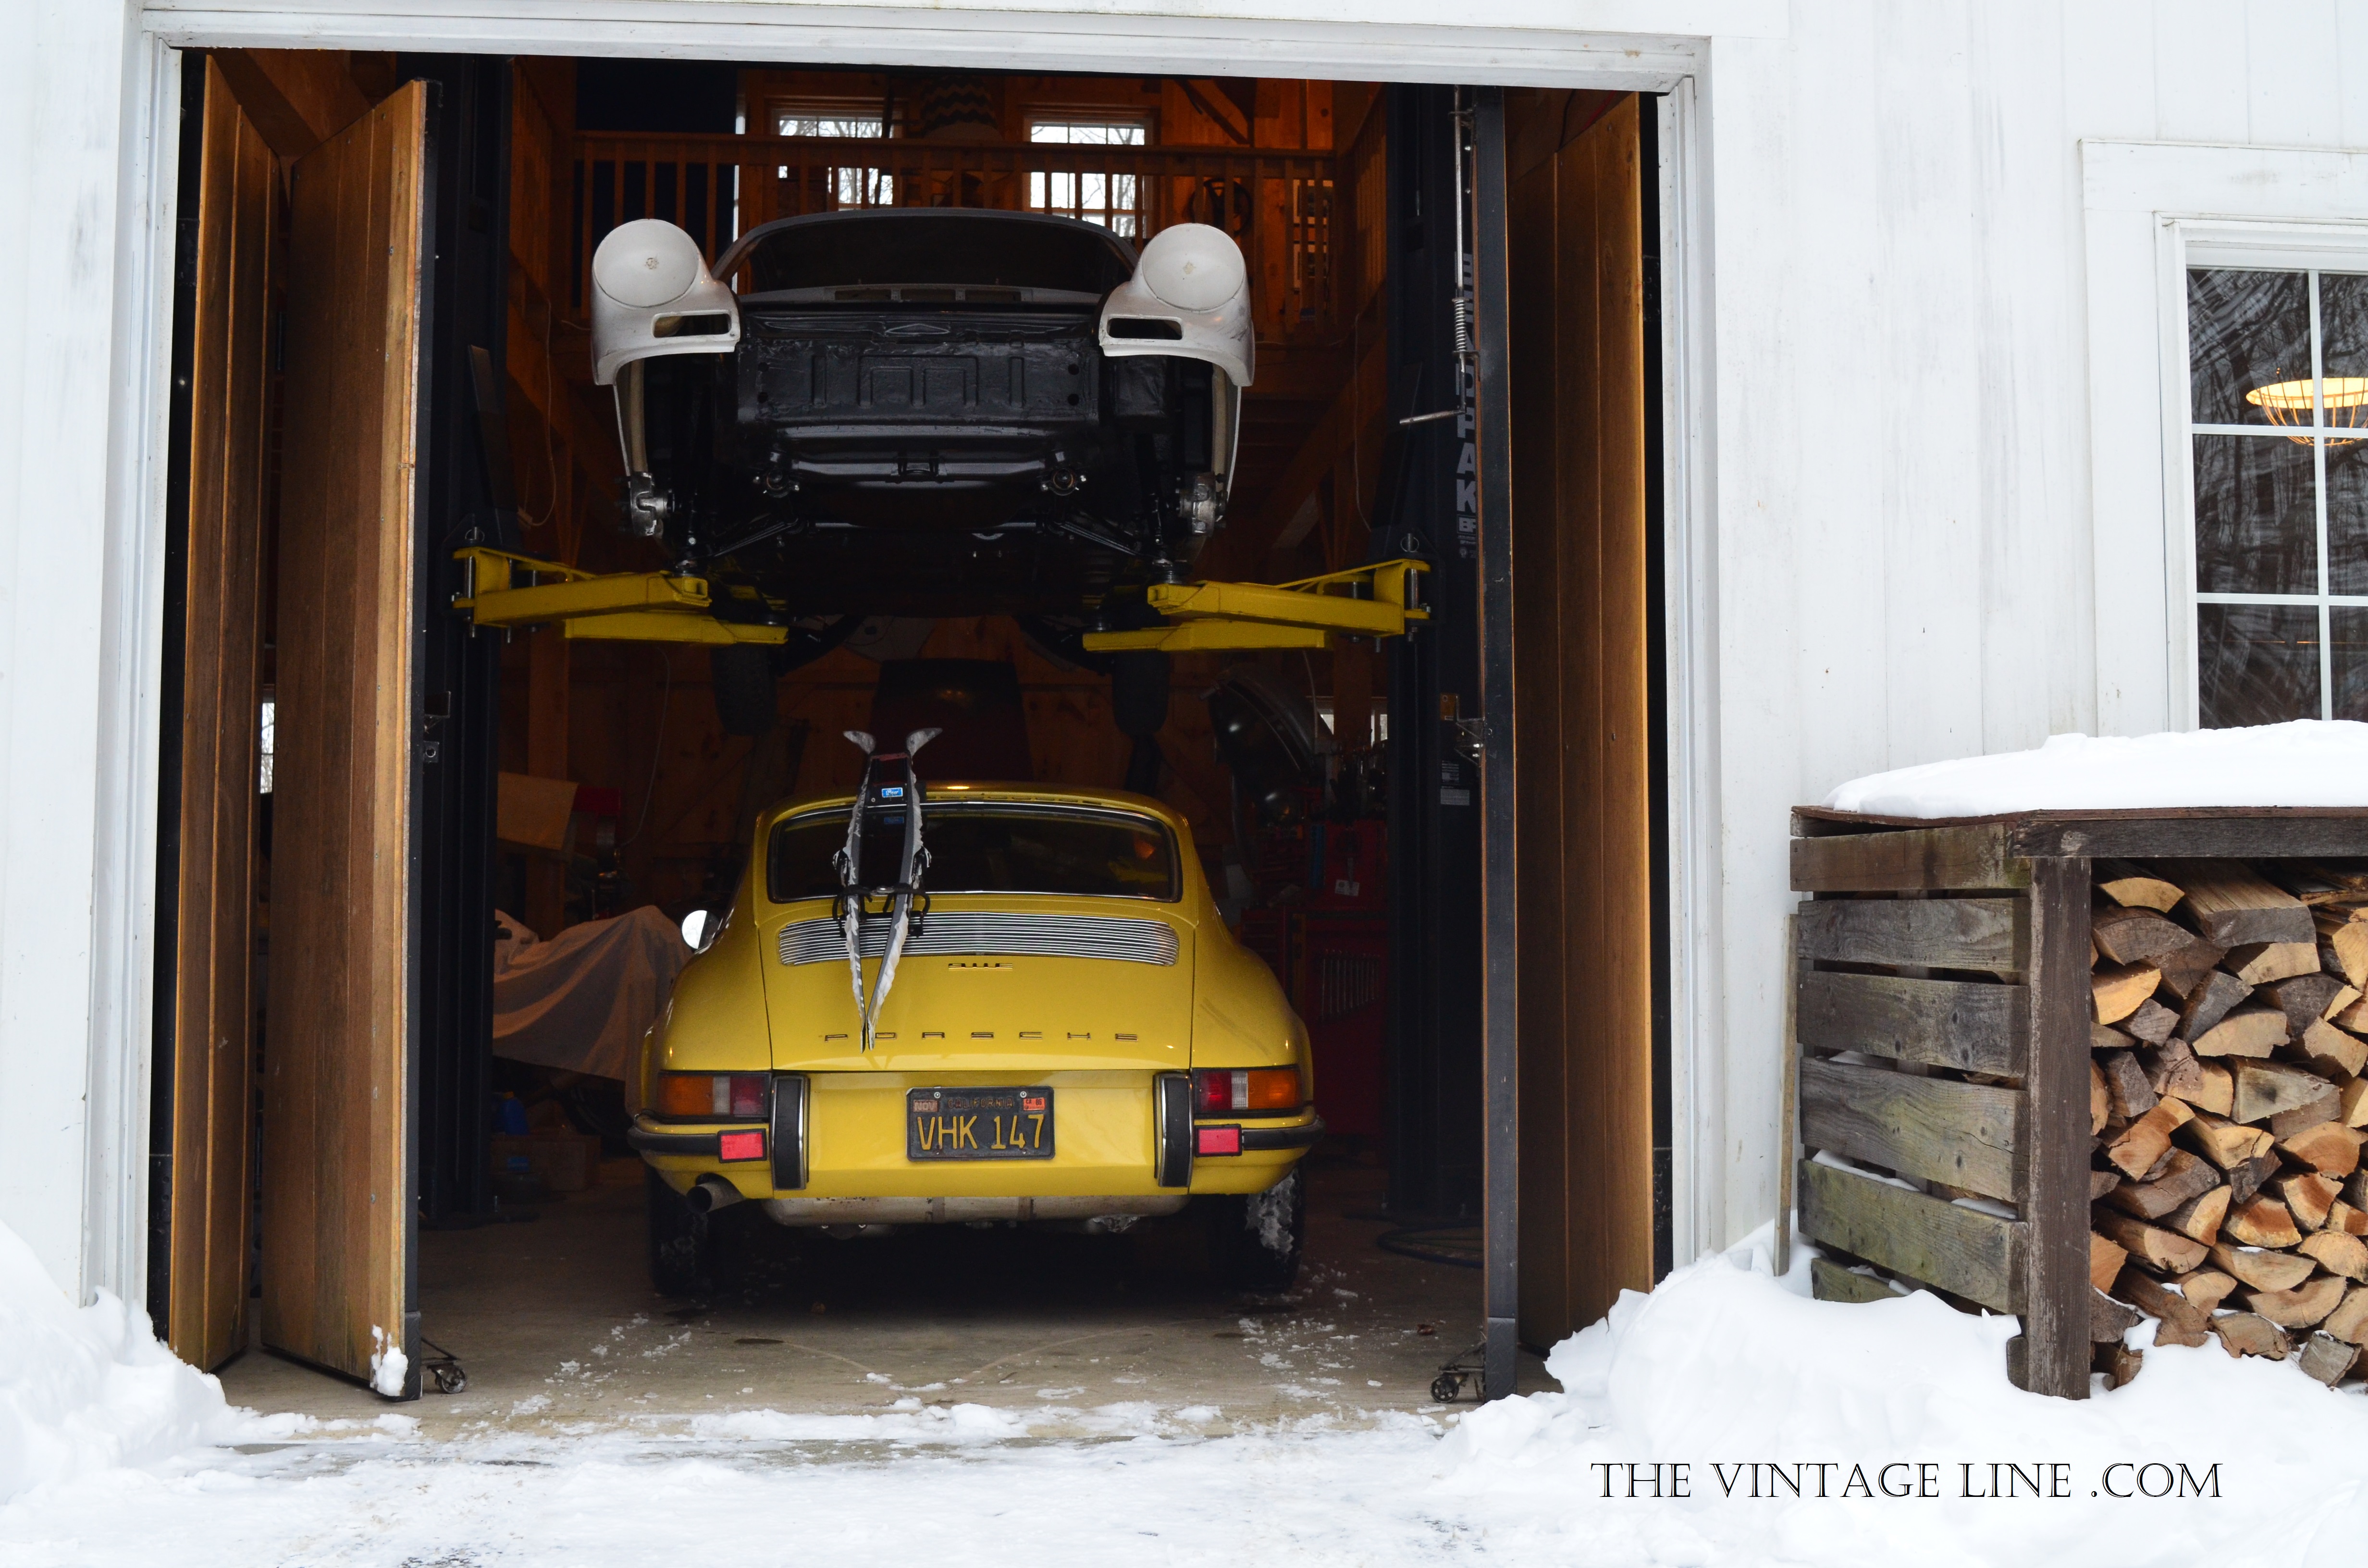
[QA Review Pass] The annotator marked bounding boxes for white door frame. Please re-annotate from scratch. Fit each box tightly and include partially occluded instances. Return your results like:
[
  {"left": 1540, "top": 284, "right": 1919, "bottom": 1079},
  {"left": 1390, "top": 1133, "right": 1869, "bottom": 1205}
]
[{"left": 92, "top": 2, "right": 1727, "bottom": 1305}]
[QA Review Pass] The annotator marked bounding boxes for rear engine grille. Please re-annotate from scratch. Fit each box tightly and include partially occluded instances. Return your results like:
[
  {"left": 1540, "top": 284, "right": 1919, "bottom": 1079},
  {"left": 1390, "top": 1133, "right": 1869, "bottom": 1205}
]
[{"left": 778, "top": 912, "right": 1179, "bottom": 968}]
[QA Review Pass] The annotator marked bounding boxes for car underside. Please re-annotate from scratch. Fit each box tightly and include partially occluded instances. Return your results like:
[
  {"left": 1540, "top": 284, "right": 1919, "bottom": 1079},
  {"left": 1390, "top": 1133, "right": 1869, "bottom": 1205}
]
[{"left": 596, "top": 208, "right": 1251, "bottom": 625}]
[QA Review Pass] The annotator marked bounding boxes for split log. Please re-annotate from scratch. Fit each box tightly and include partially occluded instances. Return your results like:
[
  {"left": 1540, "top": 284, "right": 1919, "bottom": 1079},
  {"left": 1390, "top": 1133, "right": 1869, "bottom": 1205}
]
[
  {"left": 2161, "top": 1185, "right": 2232, "bottom": 1247},
  {"left": 2341, "top": 1074, "right": 2368, "bottom": 1128},
  {"left": 2298, "top": 1330, "right": 2359, "bottom": 1385},
  {"left": 2233, "top": 1060, "right": 2339, "bottom": 1126},
  {"left": 2278, "top": 1120, "right": 2363, "bottom": 1178},
  {"left": 2280, "top": 1172, "right": 2342, "bottom": 1231},
  {"left": 2209, "top": 1311, "right": 2292, "bottom": 1359},
  {"left": 2106, "top": 1095, "right": 2190, "bottom": 1177},
  {"left": 2092, "top": 1022, "right": 2136, "bottom": 1052},
  {"left": 2223, "top": 1195, "right": 2304, "bottom": 1249},
  {"left": 2328, "top": 1199, "right": 2368, "bottom": 1236},
  {"left": 2333, "top": 995, "right": 2368, "bottom": 1034},
  {"left": 2160, "top": 860, "right": 2316, "bottom": 948},
  {"left": 2179, "top": 971, "right": 2256, "bottom": 1045},
  {"left": 2123, "top": 998, "right": 2180, "bottom": 1044},
  {"left": 2243, "top": 1272, "right": 2347, "bottom": 1329},
  {"left": 2093, "top": 964, "right": 2161, "bottom": 1025},
  {"left": 2098, "top": 1052, "right": 2160, "bottom": 1128},
  {"left": 2097, "top": 862, "right": 2185, "bottom": 912},
  {"left": 2327, "top": 983, "right": 2363, "bottom": 1019},
  {"left": 2172, "top": 1267, "right": 2238, "bottom": 1313},
  {"left": 2139, "top": 1038, "right": 2210, "bottom": 1104},
  {"left": 2295, "top": 1018, "right": 2368, "bottom": 1079},
  {"left": 2230, "top": 1153, "right": 2281, "bottom": 1208},
  {"left": 2105, "top": 1149, "right": 2221, "bottom": 1220},
  {"left": 2089, "top": 1059, "right": 2109, "bottom": 1136},
  {"left": 2110, "top": 1270, "right": 2211, "bottom": 1348},
  {"left": 2092, "top": 1208, "right": 2208, "bottom": 1274},
  {"left": 2177, "top": 1111, "right": 2274, "bottom": 1170},
  {"left": 2325, "top": 1285, "right": 2368, "bottom": 1345},
  {"left": 2095, "top": 1341, "right": 2144, "bottom": 1387},
  {"left": 2328, "top": 922, "right": 2368, "bottom": 990},
  {"left": 2092, "top": 906, "right": 2200, "bottom": 967},
  {"left": 2187, "top": 1062, "right": 2235, "bottom": 1117},
  {"left": 2209, "top": 1241, "right": 2317, "bottom": 1291},
  {"left": 2091, "top": 1288, "right": 2144, "bottom": 1342},
  {"left": 2193, "top": 1005, "right": 2288, "bottom": 1060},
  {"left": 2261, "top": 973, "right": 2350, "bottom": 1035},
  {"left": 2089, "top": 1230, "right": 2129, "bottom": 1291},
  {"left": 2299, "top": 1229, "right": 2368, "bottom": 1283},
  {"left": 2226, "top": 941, "right": 2319, "bottom": 985},
  {"left": 2269, "top": 1086, "right": 2344, "bottom": 1140},
  {"left": 2158, "top": 944, "right": 2232, "bottom": 1003},
  {"left": 2137, "top": 1144, "right": 2179, "bottom": 1184},
  {"left": 2090, "top": 1168, "right": 2122, "bottom": 1200}
]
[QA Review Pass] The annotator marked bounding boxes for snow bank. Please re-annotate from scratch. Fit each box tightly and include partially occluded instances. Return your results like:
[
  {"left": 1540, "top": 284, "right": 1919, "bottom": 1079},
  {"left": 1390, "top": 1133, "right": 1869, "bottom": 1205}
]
[
  {"left": 1822, "top": 720, "right": 2368, "bottom": 819},
  {"left": 1437, "top": 1235, "right": 2368, "bottom": 1565},
  {"left": 0, "top": 1220, "right": 280, "bottom": 1503}
]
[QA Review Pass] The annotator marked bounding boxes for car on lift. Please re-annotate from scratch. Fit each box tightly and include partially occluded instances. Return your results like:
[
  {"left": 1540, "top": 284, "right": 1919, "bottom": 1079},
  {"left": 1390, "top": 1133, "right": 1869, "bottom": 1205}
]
[
  {"left": 625, "top": 749, "right": 1320, "bottom": 1295},
  {"left": 587, "top": 208, "right": 1254, "bottom": 631}
]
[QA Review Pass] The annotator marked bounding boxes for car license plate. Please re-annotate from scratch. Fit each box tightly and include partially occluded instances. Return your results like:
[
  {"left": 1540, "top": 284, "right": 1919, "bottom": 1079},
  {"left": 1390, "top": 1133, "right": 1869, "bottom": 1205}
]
[{"left": 907, "top": 1087, "right": 1054, "bottom": 1161}]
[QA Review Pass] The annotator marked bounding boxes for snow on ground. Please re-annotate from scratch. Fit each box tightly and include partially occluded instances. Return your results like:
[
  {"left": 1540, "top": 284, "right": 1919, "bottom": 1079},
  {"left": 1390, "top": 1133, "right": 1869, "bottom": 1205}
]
[
  {"left": 1822, "top": 719, "right": 2368, "bottom": 819},
  {"left": 7, "top": 1215, "right": 2368, "bottom": 1566}
]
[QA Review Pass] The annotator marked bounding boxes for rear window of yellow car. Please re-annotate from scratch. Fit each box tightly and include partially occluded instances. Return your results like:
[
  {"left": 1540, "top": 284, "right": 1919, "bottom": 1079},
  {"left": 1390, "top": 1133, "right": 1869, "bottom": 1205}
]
[{"left": 767, "top": 803, "right": 1179, "bottom": 904}]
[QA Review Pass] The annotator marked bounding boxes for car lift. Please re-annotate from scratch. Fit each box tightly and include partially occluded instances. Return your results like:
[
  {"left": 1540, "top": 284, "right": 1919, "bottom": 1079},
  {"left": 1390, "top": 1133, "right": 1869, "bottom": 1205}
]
[{"left": 450, "top": 546, "right": 1429, "bottom": 652}]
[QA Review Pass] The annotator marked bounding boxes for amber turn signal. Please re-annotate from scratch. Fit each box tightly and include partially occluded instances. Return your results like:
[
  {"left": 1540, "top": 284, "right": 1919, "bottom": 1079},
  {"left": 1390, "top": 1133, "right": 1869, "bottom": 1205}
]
[
  {"left": 654, "top": 1071, "right": 770, "bottom": 1120},
  {"left": 1193, "top": 1066, "right": 1299, "bottom": 1115}
]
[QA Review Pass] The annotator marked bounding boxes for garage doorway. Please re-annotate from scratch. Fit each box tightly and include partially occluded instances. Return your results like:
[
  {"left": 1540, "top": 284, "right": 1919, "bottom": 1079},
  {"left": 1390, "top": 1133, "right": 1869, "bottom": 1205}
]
[{"left": 145, "top": 46, "right": 1670, "bottom": 1408}]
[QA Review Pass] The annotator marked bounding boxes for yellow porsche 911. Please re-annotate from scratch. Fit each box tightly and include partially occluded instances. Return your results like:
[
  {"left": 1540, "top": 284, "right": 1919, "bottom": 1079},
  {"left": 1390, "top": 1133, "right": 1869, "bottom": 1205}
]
[{"left": 626, "top": 731, "right": 1321, "bottom": 1296}]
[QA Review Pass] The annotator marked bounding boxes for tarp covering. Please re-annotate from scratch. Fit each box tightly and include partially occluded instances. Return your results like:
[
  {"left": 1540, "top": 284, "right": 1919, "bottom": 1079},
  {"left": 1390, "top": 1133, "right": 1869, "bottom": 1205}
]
[{"left": 492, "top": 906, "right": 690, "bottom": 1082}]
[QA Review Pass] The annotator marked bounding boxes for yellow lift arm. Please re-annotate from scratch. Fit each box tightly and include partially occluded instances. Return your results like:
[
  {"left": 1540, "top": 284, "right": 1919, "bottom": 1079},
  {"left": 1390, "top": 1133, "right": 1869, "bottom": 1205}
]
[
  {"left": 453, "top": 548, "right": 1426, "bottom": 653},
  {"left": 451, "top": 547, "right": 786, "bottom": 645},
  {"left": 1079, "top": 558, "right": 1429, "bottom": 653}
]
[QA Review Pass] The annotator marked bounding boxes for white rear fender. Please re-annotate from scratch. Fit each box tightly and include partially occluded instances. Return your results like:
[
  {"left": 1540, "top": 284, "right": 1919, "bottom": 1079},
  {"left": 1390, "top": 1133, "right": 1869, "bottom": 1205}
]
[
  {"left": 591, "top": 218, "right": 740, "bottom": 386},
  {"left": 1099, "top": 223, "right": 1252, "bottom": 485}
]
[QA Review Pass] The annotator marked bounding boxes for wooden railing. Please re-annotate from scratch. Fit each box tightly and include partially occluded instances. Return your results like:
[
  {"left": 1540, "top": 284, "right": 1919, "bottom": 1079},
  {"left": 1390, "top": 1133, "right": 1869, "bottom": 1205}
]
[{"left": 571, "top": 132, "right": 1343, "bottom": 345}]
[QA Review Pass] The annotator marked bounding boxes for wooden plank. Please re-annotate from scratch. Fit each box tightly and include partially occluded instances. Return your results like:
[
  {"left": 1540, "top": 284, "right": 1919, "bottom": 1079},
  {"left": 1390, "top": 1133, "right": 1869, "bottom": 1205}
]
[
  {"left": 1796, "top": 970, "right": 2028, "bottom": 1076},
  {"left": 1775, "top": 917, "right": 1799, "bottom": 1277},
  {"left": 1811, "top": 1257, "right": 1906, "bottom": 1304},
  {"left": 1790, "top": 825, "right": 2025, "bottom": 893},
  {"left": 2015, "top": 859, "right": 2094, "bottom": 1400},
  {"left": 262, "top": 82, "right": 428, "bottom": 1396},
  {"left": 164, "top": 58, "right": 275, "bottom": 1373},
  {"left": 1798, "top": 1056, "right": 2023, "bottom": 1201},
  {"left": 1506, "top": 119, "right": 1570, "bottom": 1354},
  {"left": 1795, "top": 897, "right": 2026, "bottom": 976},
  {"left": 2010, "top": 814, "right": 2368, "bottom": 861},
  {"left": 1797, "top": 1158, "right": 2024, "bottom": 1313}
]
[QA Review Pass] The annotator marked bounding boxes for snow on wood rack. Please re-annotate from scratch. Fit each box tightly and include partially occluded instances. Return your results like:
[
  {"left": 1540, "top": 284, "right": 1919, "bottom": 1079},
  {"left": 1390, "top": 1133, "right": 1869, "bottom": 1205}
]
[{"left": 1787, "top": 806, "right": 2368, "bottom": 1400}]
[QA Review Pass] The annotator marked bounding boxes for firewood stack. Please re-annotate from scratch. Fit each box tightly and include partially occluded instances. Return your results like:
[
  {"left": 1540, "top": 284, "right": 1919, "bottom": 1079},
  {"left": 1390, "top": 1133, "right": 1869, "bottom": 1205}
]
[{"left": 2089, "top": 858, "right": 2368, "bottom": 1388}]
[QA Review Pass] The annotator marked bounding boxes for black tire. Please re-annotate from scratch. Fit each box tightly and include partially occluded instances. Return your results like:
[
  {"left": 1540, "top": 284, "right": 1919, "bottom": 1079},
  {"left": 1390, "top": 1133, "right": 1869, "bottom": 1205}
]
[
  {"left": 710, "top": 644, "right": 778, "bottom": 737},
  {"left": 1209, "top": 1166, "right": 1307, "bottom": 1293},
  {"left": 646, "top": 1166, "right": 742, "bottom": 1296}
]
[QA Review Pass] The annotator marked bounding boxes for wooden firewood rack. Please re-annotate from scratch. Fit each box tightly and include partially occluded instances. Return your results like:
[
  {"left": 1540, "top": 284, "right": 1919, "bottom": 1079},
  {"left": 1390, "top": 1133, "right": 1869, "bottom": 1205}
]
[{"left": 1786, "top": 806, "right": 2368, "bottom": 1399}]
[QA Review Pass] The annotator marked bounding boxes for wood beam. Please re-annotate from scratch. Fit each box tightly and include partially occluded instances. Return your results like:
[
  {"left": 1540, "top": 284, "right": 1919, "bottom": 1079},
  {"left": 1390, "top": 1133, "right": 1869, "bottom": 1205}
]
[{"left": 210, "top": 49, "right": 377, "bottom": 161}]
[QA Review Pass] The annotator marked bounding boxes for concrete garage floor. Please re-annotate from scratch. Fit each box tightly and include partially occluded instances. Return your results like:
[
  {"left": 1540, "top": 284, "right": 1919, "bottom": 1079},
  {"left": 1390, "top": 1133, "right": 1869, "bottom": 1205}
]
[{"left": 217, "top": 1155, "right": 1534, "bottom": 1438}]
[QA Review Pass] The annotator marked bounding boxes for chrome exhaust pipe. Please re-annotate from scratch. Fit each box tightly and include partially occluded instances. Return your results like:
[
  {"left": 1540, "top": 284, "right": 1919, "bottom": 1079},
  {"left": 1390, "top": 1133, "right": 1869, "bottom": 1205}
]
[{"left": 687, "top": 1175, "right": 745, "bottom": 1214}]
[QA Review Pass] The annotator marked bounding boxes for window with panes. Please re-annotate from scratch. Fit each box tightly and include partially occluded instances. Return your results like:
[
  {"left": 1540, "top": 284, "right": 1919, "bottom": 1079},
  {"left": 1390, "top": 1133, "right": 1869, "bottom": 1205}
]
[{"left": 2187, "top": 266, "right": 2368, "bottom": 725}]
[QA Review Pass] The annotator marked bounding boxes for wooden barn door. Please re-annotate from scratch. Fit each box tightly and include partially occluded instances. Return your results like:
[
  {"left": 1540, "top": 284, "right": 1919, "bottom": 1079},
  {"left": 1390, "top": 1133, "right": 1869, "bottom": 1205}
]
[
  {"left": 261, "top": 81, "right": 431, "bottom": 1395},
  {"left": 1505, "top": 92, "right": 1656, "bottom": 1345},
  {"left": 159, "top": 55, "right": 277, "bottom": 1372}
]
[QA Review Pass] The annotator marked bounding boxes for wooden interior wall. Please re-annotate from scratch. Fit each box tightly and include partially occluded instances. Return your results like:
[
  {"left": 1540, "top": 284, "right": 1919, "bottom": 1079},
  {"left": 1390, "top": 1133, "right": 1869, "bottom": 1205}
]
[
  {"left": 262, "top": 82, "right": 428, "bottom": 1387},
  {"left": 1505, "top": 91, "right": 1654, "bottom": 1346},
  {"left": 165, "top": 57, "right": 277, "bottom": 1372}
]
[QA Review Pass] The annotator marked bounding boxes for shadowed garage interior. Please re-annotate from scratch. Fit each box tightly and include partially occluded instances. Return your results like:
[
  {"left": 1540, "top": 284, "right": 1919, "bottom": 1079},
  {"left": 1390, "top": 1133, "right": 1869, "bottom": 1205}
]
[{"left": 149, "top": 46, "right": 1662, "bottom": 1418}]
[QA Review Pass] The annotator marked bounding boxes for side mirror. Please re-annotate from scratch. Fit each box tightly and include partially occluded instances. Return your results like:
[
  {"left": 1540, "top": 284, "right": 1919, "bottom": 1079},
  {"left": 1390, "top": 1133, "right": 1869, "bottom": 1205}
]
[{"left": 680, "top": 909, "right": 711, "bottom": 951}]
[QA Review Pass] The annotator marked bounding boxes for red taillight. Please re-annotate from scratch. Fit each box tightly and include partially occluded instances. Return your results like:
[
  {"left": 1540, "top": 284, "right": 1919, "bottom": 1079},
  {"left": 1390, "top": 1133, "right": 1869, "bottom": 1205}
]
[
  {"left": 654, "top": 1072, "right": 771, "bottom": 1120},
  {"left": 1193, "top": 1067, "right": 1299, "bottom": 1114}
]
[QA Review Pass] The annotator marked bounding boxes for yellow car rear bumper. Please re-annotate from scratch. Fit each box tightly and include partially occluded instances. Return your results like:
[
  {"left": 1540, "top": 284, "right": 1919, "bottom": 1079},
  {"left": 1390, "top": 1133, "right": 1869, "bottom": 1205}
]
[{"left": 631, "top": 1068, "right": 1316, "bottom": 1208}]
